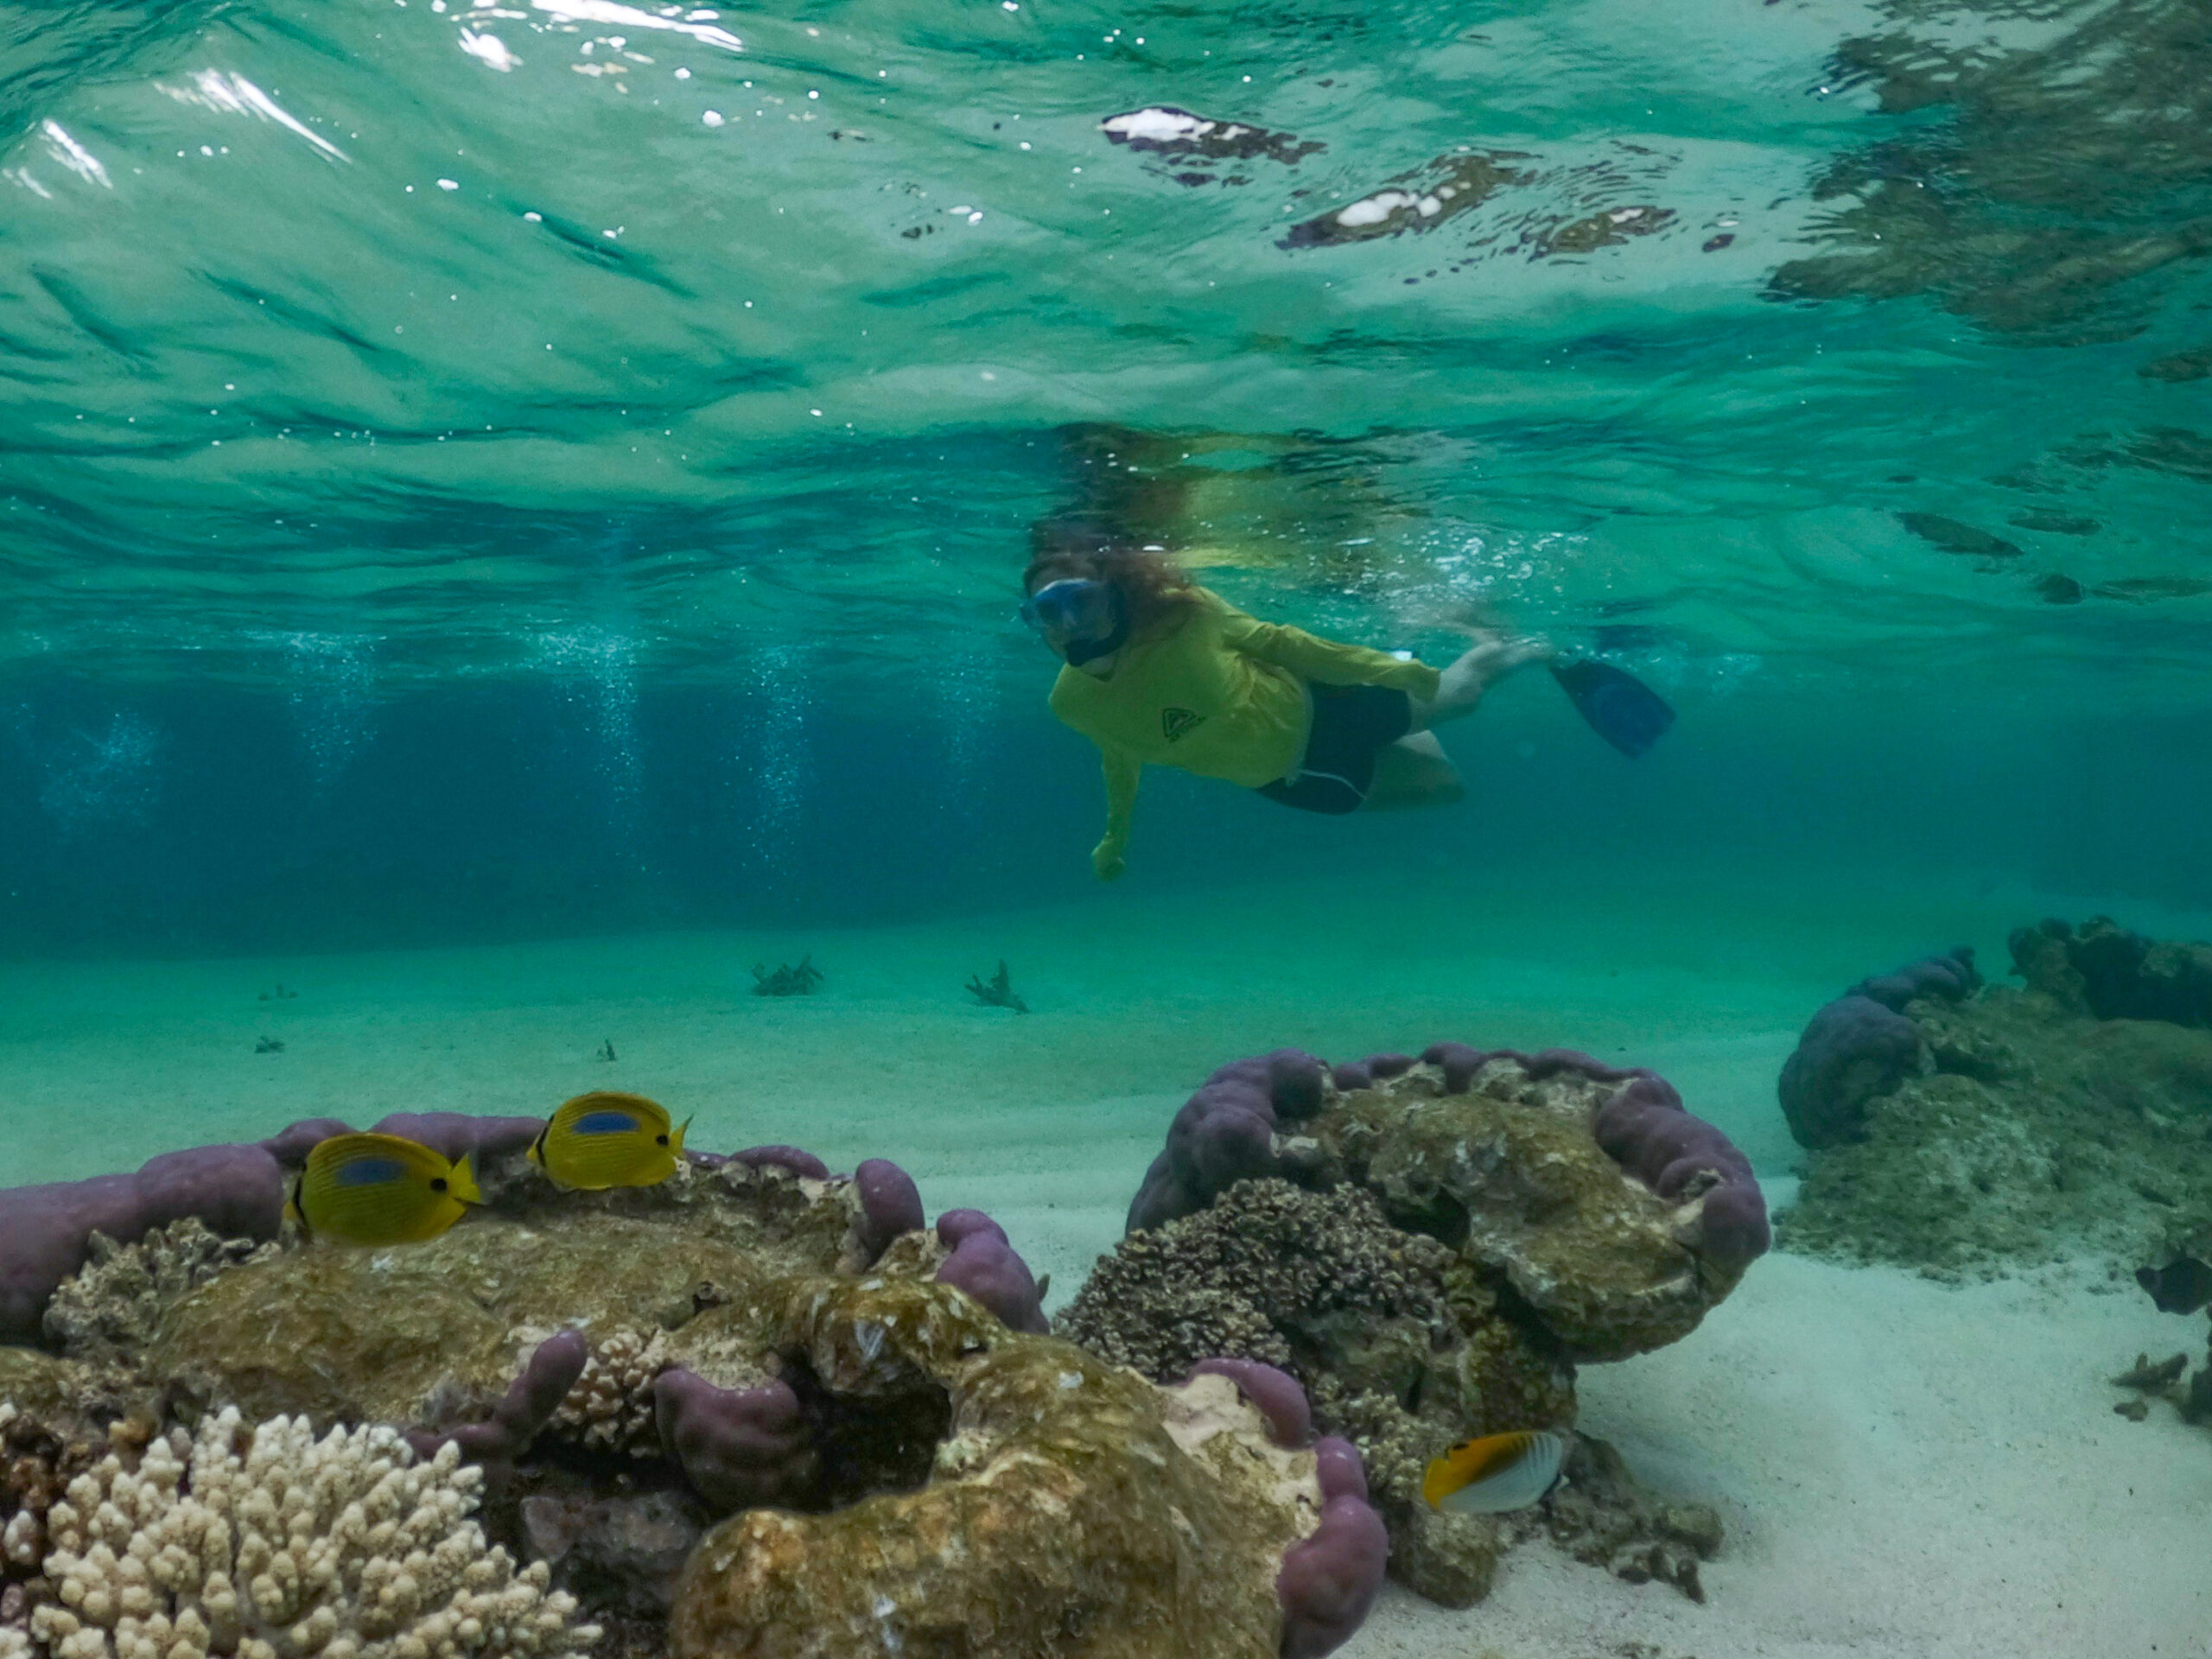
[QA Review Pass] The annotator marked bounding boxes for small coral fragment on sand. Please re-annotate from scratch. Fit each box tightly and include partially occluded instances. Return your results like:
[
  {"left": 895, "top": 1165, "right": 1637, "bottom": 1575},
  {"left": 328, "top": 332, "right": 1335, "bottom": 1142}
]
[
  {"left": 748, "top": 956, "right": 822, "bottom": 996},
  {"left": 964, "top": 959, "right": 1027, "bottom": 1013}
]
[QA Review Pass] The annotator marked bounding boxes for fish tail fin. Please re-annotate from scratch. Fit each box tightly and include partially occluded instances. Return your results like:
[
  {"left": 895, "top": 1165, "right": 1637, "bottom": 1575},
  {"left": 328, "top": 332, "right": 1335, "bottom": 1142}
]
[
  {"left": 451, "top": 1153, "right": 484, "bottom": 1205},
  {"left": 526, "top": 1125, "right": 548, "bottom": 1171},
  {"left": 283, "top": 1172, "right": 309, "bottom": 1239},
  {"left": 673, "top": 1116, "right": 693, "bottom": 1156}
]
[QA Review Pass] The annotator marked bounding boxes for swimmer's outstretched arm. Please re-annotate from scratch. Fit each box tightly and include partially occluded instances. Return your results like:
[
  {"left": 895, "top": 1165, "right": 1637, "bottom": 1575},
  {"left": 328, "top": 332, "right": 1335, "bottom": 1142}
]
[{"left": 1092, "top": 743, "right": 1141, "bottom": 881}]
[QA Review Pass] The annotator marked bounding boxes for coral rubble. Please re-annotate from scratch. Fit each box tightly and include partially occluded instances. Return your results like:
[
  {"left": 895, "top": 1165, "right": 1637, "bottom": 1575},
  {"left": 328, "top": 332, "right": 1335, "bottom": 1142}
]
[
  {"left": 747, "top": 958, "right": 822, "bottom": 998},
  {"left": 1779, "top": 924, "right": 2212, "bottom": 1274},
  {"left": 963, "top": 961, "right": 1027, "bottom": 1014},
  {"left": 1066, "top": 1043, "right": 1759, "bottom": 1606}
]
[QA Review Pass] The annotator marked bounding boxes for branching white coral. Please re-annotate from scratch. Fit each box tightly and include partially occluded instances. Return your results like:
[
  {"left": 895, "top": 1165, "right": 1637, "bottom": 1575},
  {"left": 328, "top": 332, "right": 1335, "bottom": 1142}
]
[
  {"left": 547, "top": 1331, "right": 663, "bottom": 1454},
  {"left": 26, "top": 1411, "right": 597, "bottom": 1659}
]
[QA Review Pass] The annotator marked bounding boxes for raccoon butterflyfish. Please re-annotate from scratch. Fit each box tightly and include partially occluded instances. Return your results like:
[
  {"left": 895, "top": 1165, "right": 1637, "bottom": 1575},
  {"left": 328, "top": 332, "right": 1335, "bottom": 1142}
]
[
  {"left": 1421, "top": 1429, "right": 1567, "bottom": 1514},
  {"left": 528, "top": 1090, "right": 690, "bottom": 1191},
  {"left": 286, "top": 1132, "right": 480, "bottom": 1246}
]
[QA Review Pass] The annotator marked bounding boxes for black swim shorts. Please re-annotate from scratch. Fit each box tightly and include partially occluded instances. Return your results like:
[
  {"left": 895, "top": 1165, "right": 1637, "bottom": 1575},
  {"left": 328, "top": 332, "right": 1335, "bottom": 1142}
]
[{"left": 1255, "top": 682, "right": 1414, "bottom": 816}]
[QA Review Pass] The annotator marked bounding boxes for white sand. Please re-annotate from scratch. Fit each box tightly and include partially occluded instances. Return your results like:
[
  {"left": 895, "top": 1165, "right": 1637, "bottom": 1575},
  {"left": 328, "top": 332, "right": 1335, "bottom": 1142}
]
[
  {"left": 3, "top": 870, "right": 2208, "bottom": 1655},
  {"left": 1350, "top": 1251, "right": 2212, "bottom": 1659}
]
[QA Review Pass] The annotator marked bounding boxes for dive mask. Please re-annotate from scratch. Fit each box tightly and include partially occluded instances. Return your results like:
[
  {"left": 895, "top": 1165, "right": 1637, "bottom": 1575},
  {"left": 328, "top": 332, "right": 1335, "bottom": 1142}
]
[{"left": 1020, "top": 577, "right": 1129, "bottom": 665}]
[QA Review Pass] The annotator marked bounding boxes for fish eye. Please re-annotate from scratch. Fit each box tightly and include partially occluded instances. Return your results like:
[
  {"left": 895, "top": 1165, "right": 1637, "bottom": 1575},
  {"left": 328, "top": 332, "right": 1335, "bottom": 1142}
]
[
  {"left": 656, "top": 1134, "right": 669, "bottom": 1146},
  {"left": 431, "top": 1177, "right": 448, "bottom": 1192}
]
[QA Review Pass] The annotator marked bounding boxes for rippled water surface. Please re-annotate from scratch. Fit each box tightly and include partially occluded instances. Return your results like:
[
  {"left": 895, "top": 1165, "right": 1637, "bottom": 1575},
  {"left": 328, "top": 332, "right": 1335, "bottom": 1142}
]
[{"left": 5, "top": 0, "right": 2209, "bottom": 693}]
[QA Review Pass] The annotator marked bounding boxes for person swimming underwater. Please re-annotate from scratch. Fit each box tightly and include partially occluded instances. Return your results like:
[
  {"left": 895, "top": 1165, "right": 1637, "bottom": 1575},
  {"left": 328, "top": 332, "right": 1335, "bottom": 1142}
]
[{"left": 1023, "top": 539, "right": 1551, "bottom": 881}]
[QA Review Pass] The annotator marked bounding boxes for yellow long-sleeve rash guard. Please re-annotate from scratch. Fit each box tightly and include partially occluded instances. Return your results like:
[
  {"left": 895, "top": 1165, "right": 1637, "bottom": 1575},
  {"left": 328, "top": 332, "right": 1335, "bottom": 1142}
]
[{"left": 1047, "top": 588, "right": 1444, "bottom": 872}]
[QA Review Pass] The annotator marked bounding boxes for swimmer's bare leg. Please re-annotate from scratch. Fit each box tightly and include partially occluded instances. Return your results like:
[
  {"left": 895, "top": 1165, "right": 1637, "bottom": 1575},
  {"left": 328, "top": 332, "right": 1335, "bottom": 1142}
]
[
  {"left": 1408, "top": 632, "right": 1554, "bottom": 730},
  {"left": 1361, "top": 732, "right": 1465, "bottom": 810}
]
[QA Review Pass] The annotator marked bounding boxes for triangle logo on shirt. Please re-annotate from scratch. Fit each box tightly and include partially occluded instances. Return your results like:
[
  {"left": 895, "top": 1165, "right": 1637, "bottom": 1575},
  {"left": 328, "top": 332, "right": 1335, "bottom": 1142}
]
[{"left": 1160, "top": 707, "right": 1205, "bottom": 743}]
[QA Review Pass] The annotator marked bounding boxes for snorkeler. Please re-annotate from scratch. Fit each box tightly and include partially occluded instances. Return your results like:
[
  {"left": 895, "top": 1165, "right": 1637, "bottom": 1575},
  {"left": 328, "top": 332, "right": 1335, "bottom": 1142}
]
[{"left": 1022, "top": 541, "right": 1555, "bottom": 881}]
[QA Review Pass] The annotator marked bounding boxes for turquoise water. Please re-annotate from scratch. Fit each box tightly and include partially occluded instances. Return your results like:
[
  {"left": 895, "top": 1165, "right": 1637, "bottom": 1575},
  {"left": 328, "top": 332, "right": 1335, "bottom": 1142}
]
[
  {"left": 3, "top": 0, "right": 2210, "bottom": 952},
  {"left": 5, "top": 5, "right": 2212, "bottom": 1653}
]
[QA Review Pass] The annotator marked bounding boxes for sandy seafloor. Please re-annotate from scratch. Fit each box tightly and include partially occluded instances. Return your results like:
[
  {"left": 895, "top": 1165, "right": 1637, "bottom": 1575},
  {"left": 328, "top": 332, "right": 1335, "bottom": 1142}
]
[{"left": 4, "top": 868, "right": 2209, "bottom": 1658}]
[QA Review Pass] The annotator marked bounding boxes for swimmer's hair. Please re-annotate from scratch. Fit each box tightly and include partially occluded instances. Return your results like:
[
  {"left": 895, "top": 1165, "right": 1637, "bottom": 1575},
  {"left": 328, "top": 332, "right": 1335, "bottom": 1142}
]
[{"left": 1023, "top": 521, "right": 1200, "bottom": 633}]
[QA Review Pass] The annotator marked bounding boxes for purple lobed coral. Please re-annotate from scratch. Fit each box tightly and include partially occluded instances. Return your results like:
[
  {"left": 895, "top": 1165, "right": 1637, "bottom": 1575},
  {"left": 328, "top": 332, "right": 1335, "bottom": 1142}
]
[
  {"left": 1128, "top": 1041, "right": 1770, "bottom": 1274},
  {"left": 652, "top": 1368, "right": 820, "bottom": 1515},
  {"left": 1777, "top": 948, "right": 1978, "bottom": 1149},
  {"left": 366, "top": 1111, "right": 548, "bottom": 1166},
  {"left": 1180, "top": 1359, "right": 1382, "bottom": 1658},
  {"left": 933, "top": 1209, "right": 1049, "bottom": 1334},
  {"left": 1127, "top": 1048, "right": 1327, "bottom": 1233},
  {"left": 723, "top": 1145, "right": 832, "bottom": 1180},
  {"left": 0, "top": 1142, "right": 286, "bottom": 1343},
  {"left": 1188, "top": 1357, "right": 1313, "bottom": 1448},
  {"left": 407, "top": 1326, "right": 590, "bottom": 1463},
  {"left": 1277, "top": 1436, "right": 1389, "bottom": 1659},
  {"left": 853, "top": 1159, "right": 925, "bottom": 1263}
]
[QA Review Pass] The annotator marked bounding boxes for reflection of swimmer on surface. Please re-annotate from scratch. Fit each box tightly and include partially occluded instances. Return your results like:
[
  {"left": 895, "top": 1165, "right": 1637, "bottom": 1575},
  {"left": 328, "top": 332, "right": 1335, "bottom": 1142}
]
[{"left": 1021, "top": 537, "right": 1548, "bottom": 881}]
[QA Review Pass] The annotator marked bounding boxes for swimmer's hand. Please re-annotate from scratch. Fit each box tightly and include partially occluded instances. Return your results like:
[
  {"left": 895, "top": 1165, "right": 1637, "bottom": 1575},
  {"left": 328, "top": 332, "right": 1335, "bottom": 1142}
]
[{"left": 1092, "top": 842, "right": 1128, "bottom": 882}]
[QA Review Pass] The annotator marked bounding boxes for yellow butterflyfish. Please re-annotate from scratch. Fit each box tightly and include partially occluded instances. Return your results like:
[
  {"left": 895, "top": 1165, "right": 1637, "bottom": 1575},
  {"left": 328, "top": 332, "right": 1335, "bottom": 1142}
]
[
  {"left": 1421, "top": 1429, "right": 1566, "bottom": 1514},
  {"left": 287, "top": 1133, "right": 480, "bottom": 1246},
  {"left": 528, "top": 1090, "right": 690, "bottom": 1191}
]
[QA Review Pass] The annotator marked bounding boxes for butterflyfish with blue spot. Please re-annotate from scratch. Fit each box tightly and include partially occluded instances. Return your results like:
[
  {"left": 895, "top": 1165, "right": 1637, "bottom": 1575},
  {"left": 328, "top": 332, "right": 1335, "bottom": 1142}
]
[
  {"left": 1421, "top": 1429, "right": 1566, "bottom": 1514},
  {"left": 285, "top": 1133, "right": 480, "bottom": 1246},
  {"left": 528, "top": 1090, "right": 690, "bottom": 1191}
]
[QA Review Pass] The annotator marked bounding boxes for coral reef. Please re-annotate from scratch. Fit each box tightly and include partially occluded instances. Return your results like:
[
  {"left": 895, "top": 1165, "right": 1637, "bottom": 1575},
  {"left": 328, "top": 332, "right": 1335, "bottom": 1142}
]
[
  {"left": 669, "top": 1278, "right": 1372, "bottom": 1659},
  {"left": 1126, "top": 1044, "right": 1765, "bottom": 1355},
  {"left": 1068, "top": 1039, "right": 1758, "bottom": 1608},
  {"left": 747, "top": 959, "right": 821, "bottom": 998},
  {"left": 1063, "top": 1179, "right": 1719, "bottom": 1607},
  {"left": 5, "top": 1110, "right": 1384, "bottom": 1658},
  {"left": 2012, "top": 917, "right": 2212, "bottom": 1027},
  {"left": 30, "top": 1409, "right": 595, "bottom": 1659},
  {"left": 1779, "top": 925, "right": 2212, "bottom": 1274}
]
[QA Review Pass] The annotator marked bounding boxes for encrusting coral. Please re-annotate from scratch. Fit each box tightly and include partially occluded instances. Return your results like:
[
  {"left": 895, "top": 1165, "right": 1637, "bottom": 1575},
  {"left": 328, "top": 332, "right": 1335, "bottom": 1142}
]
[
  {"left": 4, "top": 1104, "right": 1385, "bottom": 1659},
  {"left": 41, "top": 1224, "right": 274, "bottom": 1370},
  {"left": 1065, "top": 1043, "right": 1758, "bottom": 1607},
  {"left": 1779, "top": 924, "right": 2212, "bottom": 1276},
  {"left": 671, "top": 1277, "right": 1376, "bottom": 1659},
  {"left": 29, "top": 1409, "right": 595, "bottom": 1659}
]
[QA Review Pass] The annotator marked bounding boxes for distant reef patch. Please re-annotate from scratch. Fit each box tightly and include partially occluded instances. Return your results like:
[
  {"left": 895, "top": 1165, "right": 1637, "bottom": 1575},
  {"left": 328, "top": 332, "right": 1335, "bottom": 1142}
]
[{"left": 1776, "top": 918, "right": 2212, "bottom": 1279}]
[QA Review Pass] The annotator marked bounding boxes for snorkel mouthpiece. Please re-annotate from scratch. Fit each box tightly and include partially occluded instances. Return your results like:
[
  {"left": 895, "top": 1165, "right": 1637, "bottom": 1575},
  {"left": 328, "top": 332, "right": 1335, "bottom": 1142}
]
[{"left": 1022, "top": 578, "right": 1129, "bottom": 665}]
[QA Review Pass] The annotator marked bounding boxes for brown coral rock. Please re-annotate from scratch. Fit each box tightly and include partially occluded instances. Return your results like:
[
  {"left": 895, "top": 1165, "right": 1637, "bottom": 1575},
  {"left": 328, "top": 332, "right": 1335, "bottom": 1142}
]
[
  {"left": 1312, "top": 1062, "right": 1745, "bottom": 1362},
  {"left": 141, "top": 1163, "right": 864, "bottom": 1427},
  {"left": 1059, "top": 1179, "right": 1574, "bottom": 1609},
  {"left": 1782, "top": 982, "right": 2212, "bottom": 1275},
  {"left": 671, "top": 1278, "right": 1319, "bottom": 1659}
]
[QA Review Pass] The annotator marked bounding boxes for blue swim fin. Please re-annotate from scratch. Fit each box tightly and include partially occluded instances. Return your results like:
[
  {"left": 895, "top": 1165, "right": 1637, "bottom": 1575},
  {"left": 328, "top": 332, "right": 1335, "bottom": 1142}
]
[{"left": 1550, "top": 660, "right": 1675, "bottom": 758}]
